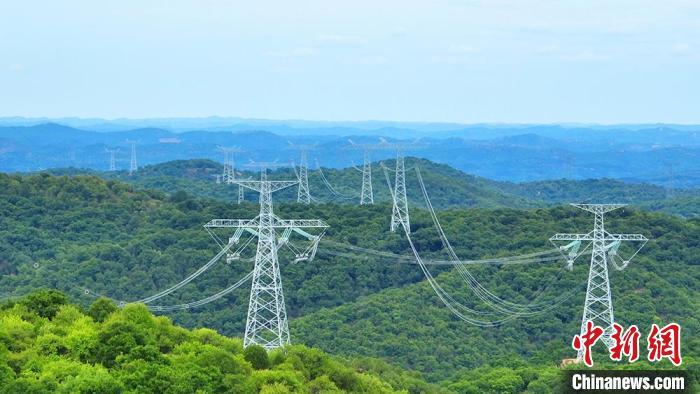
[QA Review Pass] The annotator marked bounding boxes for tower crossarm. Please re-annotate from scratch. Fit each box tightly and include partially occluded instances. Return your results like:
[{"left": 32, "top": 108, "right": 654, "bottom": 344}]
[
  {"left": 233, "top": 180, "right": 298, "bottom": 193},
  {"left": 570, "top": 203, "right": 627, "bottom": 213},
  {"left": 603, "top": 233, "right": 648, "bottom": 242},
  {"left": 550, "top": 232, "right": 594, "bottom": 242},
  {"left": 205, "top": 219, "right": 260, "bottom": 228},
  {"left": 273, "top": 219, "right": 328, "bottom": 229}
]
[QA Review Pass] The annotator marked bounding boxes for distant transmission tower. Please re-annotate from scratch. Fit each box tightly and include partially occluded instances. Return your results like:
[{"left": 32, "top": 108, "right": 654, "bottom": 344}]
[
  {"left": 288, "top": 143, "right": 316, "bottom": 204},
  {"left": 127, "top": 141, "right": 138, "bottom": 175},
  {"left": 205, "top": 162, "right": 327, "bottom": 349},
  {"left": 296, "top": 150, "right": 311, "bottom": 204},
  {"left": 550, "top": 204, "right": 647, "bottom": 359},
  {"left": 347, "top": 140, "right": 382, "bottom": 205},
  {"left": 390, "top": 153, "right": 409, "bottom": 233},
  {"left": 360, "top": 150, "right": 373, "bottom": 205},
  {"left": 238, "top": 185, "right": 245, "bottom": 204},
  {"left": 218, "top": 146, "right": 241, "bottom": 184},
  {"left": 105, "top": 148, "right": 119, "bottom": 172},
  {"left": 380, "top": 139, "right": 423, "bottom": 233},
  {"left": 217, "top": 146, "right": 245, "bottom": 204}
]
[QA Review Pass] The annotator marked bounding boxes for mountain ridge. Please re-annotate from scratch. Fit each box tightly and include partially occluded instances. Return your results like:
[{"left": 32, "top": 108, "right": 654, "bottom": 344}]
[
  {"left": 45, "top": 157, "right": 700, "bottom": 217},
  {"left": 3, "top": 123, "right": 700, "bottom": 186}
]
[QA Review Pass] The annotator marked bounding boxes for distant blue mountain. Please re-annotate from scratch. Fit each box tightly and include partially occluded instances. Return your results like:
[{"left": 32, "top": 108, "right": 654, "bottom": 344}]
[{"left": 1, "top": 121, "right": 698, "bottom": 186}]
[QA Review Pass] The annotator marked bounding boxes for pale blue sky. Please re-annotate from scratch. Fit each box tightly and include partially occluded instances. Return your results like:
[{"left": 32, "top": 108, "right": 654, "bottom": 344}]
[{"left": 1, "top": 1, "right": 699, "bottom": 123}]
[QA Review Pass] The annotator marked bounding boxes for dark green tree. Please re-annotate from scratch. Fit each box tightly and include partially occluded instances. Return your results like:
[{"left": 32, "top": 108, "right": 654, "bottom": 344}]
[
  {"left": 244, "top": 345, "right": 270, "bottom": 370},
  {"left": 20, "top": 289, "right": 68, "bottom": 319},
  {"left": 88, "top": 297, "right": 118, "bottom": 323}
]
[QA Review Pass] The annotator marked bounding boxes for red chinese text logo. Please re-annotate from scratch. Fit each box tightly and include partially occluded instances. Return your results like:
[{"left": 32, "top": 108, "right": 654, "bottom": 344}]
[
  {"left": 647, "top": 323, "right": 682, "bottom": 366},
  {"left": 610, "top": 323, "right": 640, "bottom": 362},
  {"left": 571, "top": 321, "right": 681, "bottom": 367},
  {"left": 572, "top": 320, "right": 604, "bottom": 367}
]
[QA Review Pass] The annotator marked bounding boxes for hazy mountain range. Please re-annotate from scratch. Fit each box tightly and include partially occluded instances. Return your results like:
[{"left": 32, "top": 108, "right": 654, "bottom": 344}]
[{"left": 1, "top": 119, "right": 699, "bottom": 186}]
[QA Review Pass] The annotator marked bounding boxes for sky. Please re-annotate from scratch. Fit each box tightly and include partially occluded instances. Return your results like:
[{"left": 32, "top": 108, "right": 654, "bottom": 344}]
[{"left": 1, "top": 0, "right": 699, "bottom": 124}]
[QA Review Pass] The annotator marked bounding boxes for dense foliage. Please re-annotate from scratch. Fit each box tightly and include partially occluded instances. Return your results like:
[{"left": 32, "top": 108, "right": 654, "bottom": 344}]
[
  {"left": 49, "top": 158, "right": 539, "bottom": 210},
  {"left": 49, "top": 158, "right": 700, "bottom": 217},
  {"left": 0, "top": 290, "right": 443, "bottom": 393},
  {"left": 0, "top": 173, "right": 430, "bottom": 333},
  {"left": 1, "top": 172, "right": 698, "bottom": 389}
]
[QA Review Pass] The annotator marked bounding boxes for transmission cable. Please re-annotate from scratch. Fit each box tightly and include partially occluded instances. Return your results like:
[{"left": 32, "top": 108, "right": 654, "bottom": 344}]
[
  {"left": 320, "top": 239, "right": 567, "bottom": 265},
  {"left": 147, "top": 271, "right": 253, "bottom": 311},
  {"left": 414, "top": 165, "right": 585, "bottom": 315},
  {"left": 316, "top": 160, "right": 357, "bottom": 200}
]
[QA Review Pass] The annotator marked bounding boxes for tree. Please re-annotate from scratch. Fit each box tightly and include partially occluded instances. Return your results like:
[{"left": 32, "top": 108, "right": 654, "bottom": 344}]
[
  {"left": 244, "top": 345, "right": 270, "bottom": 370},
  {"left": 20, "top": 289, "right": 68, "bottom": 319},
  {"left": 88, "top": 298, "right": 118, "bottom": 323}
]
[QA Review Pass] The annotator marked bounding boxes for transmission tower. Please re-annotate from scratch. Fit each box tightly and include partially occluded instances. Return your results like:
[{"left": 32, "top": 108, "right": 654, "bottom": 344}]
[
  {"left": 360, "top": 150, "right": 373, "bottom": 205},
  {"left": 217, "top": 147, "right": 245, "bottom": 204},
  {"left": 218, "top": 146, "right": 241, "bottom": 184},
  {"left": 390, "top": 153, "right": 409, "bottom": 233},
  {"left": 287, "top": 143, "right": 318, "bottom": 204},
  {"left": 205, "top": 162, "right": 328, "bottom": 349},
  {"left": 347, "top": 140, "right": 385, "bottom": 205},
  {"left": 127, "top": 141, "right": 138, "bottom": 175},
  {"left": 380, "top": 139, "right": 423, "bottom": 233},
  {"left": 105, "top": 148, "right": 118, "bottom": 172},
  {"left": 550, "top": 204, "right": 647, "bottom": 360},
  {"left": 296, "top": 150, "right": 311, "bottom": 204}
]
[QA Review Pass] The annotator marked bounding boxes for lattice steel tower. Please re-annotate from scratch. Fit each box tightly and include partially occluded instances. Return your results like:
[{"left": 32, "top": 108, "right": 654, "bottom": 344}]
[
  {"left": 360, "top": 149, "right": 374, "bottom": 205},
  {"left": 287, "top": 143, "right": 316, "bottom": 204},
  {"left": 106, "top": 148, "right": 118, "bottom": 172},
  {"left": 390, "top": 151, "right": 410, "bottom": 233},
  {"left": 218, "top": 147, "right": 240, "bottom": 185},
  {"left": 217, "top": 147, "right": 244, "bottom": 204},
  {"left": 346, "top": 140, "right": 376, "bottom": 205},
  {"left": 550, "top": 204, "right": 647, "bottom": 359},
  {"left": 128, "top": 141, "right": 138, "bottom": 175},
  {"left": 296, "top": 150, "right": 311, "bottom": 204},
  {"left": 205, "top": 163, "right": 327, "bottom": 349},
  {"left": 383, "top": 140, "right": 421, "bottom": 233}
]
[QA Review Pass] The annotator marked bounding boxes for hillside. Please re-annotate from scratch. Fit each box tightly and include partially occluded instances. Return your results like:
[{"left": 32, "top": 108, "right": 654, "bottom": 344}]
[
  {"left": 0, "top": 290, "right": 443, "bottom": 393},
  {"left": 0, "top": 173, "right": 433, "bottom": 332},
  {"left": 0, "top": 173, "right": 698, "bottom": 387},
  {"left": 290, "top": 208, "right": 700, "bottom": 382},
  {"left": 48, "top": 158, "right": 542, "bottom": 210},
  {"left": 49, "top": 158, "right": 700, "bottom": 216}
]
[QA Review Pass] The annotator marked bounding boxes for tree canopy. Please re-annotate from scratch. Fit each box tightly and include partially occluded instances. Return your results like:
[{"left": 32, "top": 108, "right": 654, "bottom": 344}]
[
  {"left": 1, "top": 170, "right": 698, "bottom": 391},
  {"left": 0, "top": 292, "right": 444, "bottom": 393}
]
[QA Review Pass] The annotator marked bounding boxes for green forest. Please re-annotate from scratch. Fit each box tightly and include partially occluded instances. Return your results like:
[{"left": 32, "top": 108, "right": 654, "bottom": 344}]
[
  {"left": 0, "top": 290, "right": 444, "bottom": 393},
  {"left": 49, "top": 158, "right": 700, "bottom": 217},
  {"left": 1, "top": 166, "right": 698, "bottom": 392}
]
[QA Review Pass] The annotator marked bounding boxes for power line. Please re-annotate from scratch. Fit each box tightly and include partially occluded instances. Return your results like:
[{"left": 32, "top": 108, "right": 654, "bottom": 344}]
[
  {"left": 316, "top": 160, "right": 356, "bottom": 200},
  {"left": 413, "top": 166, "right": 586, "bottom": 317}
]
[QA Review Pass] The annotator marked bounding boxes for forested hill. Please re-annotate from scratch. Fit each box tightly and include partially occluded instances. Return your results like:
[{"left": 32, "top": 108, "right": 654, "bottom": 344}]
[
  {"left": 48, "top": 158, "right": 539, "bottom": 210},
  {"left": 0, "top": 173, "right": 698, "bottom": 390},
  {"left": 0, "top": 291, "right": 444, "bottom": 393},
  {"left": 49, "top": 157, "right": 700, "bottom": 216}
]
